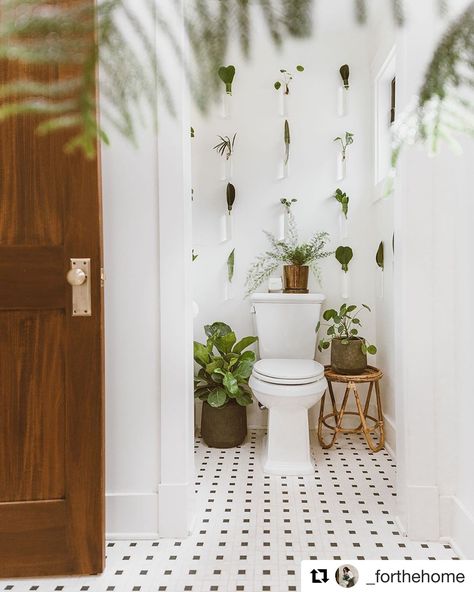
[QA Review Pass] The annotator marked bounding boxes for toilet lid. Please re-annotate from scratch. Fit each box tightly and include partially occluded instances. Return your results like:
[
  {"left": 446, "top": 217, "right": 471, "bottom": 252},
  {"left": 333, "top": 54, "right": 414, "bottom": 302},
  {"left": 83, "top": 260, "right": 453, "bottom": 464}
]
[{"left": 253, "top": 359, "right": 324, "bottom": 385}]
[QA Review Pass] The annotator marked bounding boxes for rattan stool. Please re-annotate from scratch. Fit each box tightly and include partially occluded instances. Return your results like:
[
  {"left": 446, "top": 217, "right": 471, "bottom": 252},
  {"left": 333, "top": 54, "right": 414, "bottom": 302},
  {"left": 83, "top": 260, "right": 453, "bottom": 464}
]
[{"left": 318, "top": 365, "right": 384, "bottom": 452}]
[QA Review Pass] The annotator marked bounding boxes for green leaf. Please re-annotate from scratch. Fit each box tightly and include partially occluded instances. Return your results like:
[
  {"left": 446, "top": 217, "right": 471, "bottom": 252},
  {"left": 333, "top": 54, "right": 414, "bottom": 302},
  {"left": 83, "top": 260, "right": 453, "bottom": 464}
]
[
  {"left": 323, "top": 309, "right": 336, "bottom": 321},
  {"left": 296, "top": 65, "right": 304, "bottom": 72},
  {"left": 361, "top": 343, "right": 368, "bottom": 354},
  {"left": 316, "top": 321, "right": 321, "bottom": 332},
  {"left": 205, "top": 359, "right": 224, "bottom": 375},
  {"left": 274, "top": 81, "right": 281, "bottom": 90},
  {"left": 322, "top": 342, "right": 330, "bottom": 350},
  {"left": 284, "top": 119, "right": 291, "bottom": 144},
  {"left": 353, "top": 318, "right": 361, "bottom": 325},
  {"left": 234, "top": 360, "right": 254, "bottom": 381},
  {"left": 211, "top": 371, "right": 224, "bottom": 384},
  {"left": 346, "top": 305, "right": 357, "bottom": 313},
  {"left": 223, "top": 372, "right": 239, "bottom": 395},
  {"left": 362, "top": 304, "right": 371, "bottom": 312},
  {"left": 227, "top": 249, "right": 235, "bottom": 283},
  {"left": 350, "top": 328, "right": 359, "bottom": 335},
  {"left": 215, "top": 331, "right": 237, "bottom": 354},
  {"left": 239, "top": 350, "right": 256, "bottom": 363},
  {"left": 376, "top": 241, "right": 384, "bottom": 269},
  {"left": 327, "top": 326, "right": 335, "bottom": 336},
  {"left": 367, "top": 345, "right": 377, "bottom": 355},
  {"left": 235, "top": 389, "right": 253, "bottom": 406},
  {"left": 208, "top": 388, "right": 228, "bottom": 408},
  {"left": 233, "top": 336, "right": 258, "bottom": 354},
  {"left": 226, "top": 183, "right": 236, "bottom": 214},
  {"left": 193, "top": 341, "right": 210, "bottom": 367},
  {"left": 205, "top": 322, "right": 232, "bottom": 339},
  {"left": 335, "top": 246, "right": 353, "bottom": 271},
  {"left": 218, "top": 65, "right": 236, "bottom": 94}
]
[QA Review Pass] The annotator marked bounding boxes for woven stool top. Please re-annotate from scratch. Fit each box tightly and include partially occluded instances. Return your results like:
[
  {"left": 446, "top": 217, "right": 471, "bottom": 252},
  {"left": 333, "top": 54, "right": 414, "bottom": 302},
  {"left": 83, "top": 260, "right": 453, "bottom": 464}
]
[{"left": 324, "top": 365, "right": 383, "bottom": 383}]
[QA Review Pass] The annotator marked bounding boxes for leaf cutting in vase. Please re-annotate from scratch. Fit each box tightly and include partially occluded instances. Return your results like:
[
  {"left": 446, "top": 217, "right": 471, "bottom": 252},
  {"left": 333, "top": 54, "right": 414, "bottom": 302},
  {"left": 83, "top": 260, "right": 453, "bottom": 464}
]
[
  {"left": 335, "top": 245, "right": 353, "bottom": 272},
  {"left": 227, "top": 249, "right": 235, "bottom": 283},
  {"left": 226, "top": 183, "right": 236, "bottom": 214},
  {"left": 376, "top": 241, "right": 384, "bottom": 269},
  {"left": 218, "top": 65, "right": 236, "bottom": 95},
  {"left": 274, "top": 65, "right": 304, "bottom": 94},
  {"left": 213, "top": 133, "right": 237, "bottom": 160},
  {"left": 339, "top": 64, "right": 350, "bottom": 89},
  {"left": 333, "top": 188, "right": 349, "bottom": 218},
  {"left": 284, "top": 119, "right": 291, "bottom": 165},
  {"left": 334, "top": 131, "right": 354, "bottom": 160}
]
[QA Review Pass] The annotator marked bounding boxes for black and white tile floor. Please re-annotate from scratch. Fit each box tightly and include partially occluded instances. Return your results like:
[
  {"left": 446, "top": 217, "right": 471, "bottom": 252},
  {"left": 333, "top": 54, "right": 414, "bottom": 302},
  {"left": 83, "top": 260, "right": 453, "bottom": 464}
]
[{"left": 1, "top": 430, "right": 457, "bottom": 592}]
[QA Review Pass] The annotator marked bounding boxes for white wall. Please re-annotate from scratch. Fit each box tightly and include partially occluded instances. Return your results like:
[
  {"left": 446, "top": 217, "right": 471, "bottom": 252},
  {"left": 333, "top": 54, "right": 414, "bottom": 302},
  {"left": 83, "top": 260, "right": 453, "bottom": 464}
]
[{"left": 191, "top": 2, "right": 379, "bottom": 429}]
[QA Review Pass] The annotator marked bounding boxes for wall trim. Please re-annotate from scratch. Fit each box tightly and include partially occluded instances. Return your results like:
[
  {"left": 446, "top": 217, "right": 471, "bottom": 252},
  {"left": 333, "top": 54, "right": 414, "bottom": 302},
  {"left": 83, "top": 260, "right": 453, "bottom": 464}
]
[
  {"left": 383, "top": 413, "right": 396, "bottom": 459},
  {"left": 106, "top": 493, "right": 159, "bottom": 539},
  {"left": 439, "top": 495, "right": 474, "bottom": 559},
  {"left": 158, "top": 482, "right": 195, "bottom": 539}
]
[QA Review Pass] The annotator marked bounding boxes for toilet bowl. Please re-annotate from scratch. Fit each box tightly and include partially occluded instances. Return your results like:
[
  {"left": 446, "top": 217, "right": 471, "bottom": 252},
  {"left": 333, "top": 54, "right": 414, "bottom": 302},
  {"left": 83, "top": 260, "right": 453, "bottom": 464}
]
[
  {"left": 249, "top": 292, "right": 327, "bottom": 476},
  {"left": 250, "top": 358, "right": 326, "bottom": 475}
]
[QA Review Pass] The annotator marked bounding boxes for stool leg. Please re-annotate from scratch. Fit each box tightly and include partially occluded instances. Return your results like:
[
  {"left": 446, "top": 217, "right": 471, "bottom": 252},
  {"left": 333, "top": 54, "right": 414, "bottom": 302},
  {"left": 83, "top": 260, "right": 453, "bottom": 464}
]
[
  {"left": 318, "top": 385, "right": 351, "bottom": 449},
  {"left": 354, "top": 386, "right": 384, "bottom": 452},
  {"left": 375, "top": 380, "right": 385, "bottom": 448},
  {"left": 328, "top": 381, "right": 338, "bottom": 419}
]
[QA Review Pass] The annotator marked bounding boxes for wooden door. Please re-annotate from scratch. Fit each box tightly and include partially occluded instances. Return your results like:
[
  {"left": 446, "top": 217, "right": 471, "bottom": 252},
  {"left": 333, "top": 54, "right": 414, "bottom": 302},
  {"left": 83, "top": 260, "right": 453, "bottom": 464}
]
[{"left": 0, "top": 26, "right": 104, "bottom": 579}]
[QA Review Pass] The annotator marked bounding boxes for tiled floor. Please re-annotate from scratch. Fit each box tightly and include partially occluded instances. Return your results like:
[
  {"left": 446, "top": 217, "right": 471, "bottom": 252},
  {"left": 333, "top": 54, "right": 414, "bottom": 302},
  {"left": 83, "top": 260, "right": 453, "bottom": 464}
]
[{"left": 2, "top": 430, "right": 457, "bottom": 592}]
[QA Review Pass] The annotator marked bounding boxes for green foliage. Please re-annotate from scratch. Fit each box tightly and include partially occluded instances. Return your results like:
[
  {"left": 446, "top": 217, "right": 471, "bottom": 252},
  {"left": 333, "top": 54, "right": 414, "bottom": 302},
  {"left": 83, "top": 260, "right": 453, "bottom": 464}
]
[
  {"left": 339, "top": 64, "right": 350, "bottom": 89},
  {"left": 284, "top": 119, "right": 291, "bottom": 164},
  {"left": 245, "top": 210, "right": 332, "bottom": 295},
  {"left": 317, "top": 303, "right": 377, "bottom": 355},
  {"left": 226, "top": 183, "right": 236, "bottom": 214},
  {"left": 218, "top": 65, "right": 236, "bottom": 95},
  {"left": 333, "top": 188, "right": 349, "bottom": 218},
  {"left": 376, "top": 242, "right": 384, "bottom": 270},
  {"left": 335, "top": 246, "right": 353, "bottom": 272},
  {"left": 191, "top": 126, "right": 195, "bottom": 138},
  {"left": 192, "top": 249, "right": 199, "bottom": 262},
  {"left": 227, "top": 249, "right": 235, "bottom": 283},
  {"left": 334, "top": 132, "right": 354, "bottom": 160},
  {"left": 213, "top": 133, "right": 236, "bottom": 160},
  {"left": 280, "top": 197, "right": 297, "bottom": 212},
  {"left": 274, "top": 66, "right": 304, "bottom": 93},
  {"left": 193, "top": 322, "right": 257, "bottom": 408}
]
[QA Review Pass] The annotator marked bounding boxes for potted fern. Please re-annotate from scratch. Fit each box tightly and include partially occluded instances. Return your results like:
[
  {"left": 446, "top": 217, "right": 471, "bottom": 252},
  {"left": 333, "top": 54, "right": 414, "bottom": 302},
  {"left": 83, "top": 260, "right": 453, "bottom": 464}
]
[
  {"left": 194, "top": 322, "right": 257, "bottom": 448},
  {"left": 246, "top": 210, "right": 332, "bottom": 295}
]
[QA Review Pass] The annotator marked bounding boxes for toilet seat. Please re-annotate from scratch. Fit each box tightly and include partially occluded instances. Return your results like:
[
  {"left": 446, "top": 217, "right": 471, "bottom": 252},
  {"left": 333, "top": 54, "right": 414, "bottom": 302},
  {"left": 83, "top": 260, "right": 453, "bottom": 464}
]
[{"left": 253, "top": 358, "right": 324, "bottom": 385}]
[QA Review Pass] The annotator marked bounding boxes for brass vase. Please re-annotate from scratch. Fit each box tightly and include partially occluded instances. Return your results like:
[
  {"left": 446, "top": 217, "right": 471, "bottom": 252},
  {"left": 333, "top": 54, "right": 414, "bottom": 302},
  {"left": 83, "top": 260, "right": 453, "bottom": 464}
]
[{"left": 283, "top": 265, "right": 309, "bottom": 293}]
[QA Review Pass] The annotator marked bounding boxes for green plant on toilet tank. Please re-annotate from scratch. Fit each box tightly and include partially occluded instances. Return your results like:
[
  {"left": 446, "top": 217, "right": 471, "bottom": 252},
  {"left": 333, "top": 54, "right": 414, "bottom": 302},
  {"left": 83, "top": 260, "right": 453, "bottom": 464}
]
[
  {"left": 317, "top": 304, "right": 377, "bottom": 375},
  {"left": 245, "top": 211, "right": 331, "bottom": 295},
  {"left": 194, "top": 322, "right": 257, "bottom": 448}
]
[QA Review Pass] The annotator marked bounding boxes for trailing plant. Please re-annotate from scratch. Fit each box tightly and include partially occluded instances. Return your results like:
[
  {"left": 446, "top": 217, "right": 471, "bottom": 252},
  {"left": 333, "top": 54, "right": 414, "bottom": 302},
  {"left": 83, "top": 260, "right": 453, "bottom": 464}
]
[
  {"left": 334, "top": 132, "right": 354, "bottom": 161},
  {"left": 339, "top": 64, "right": 350, "bottom": 89},
  {"left": 226, "top": 183, "right": 236, "bottom": 214},
  {"left": 335, "top": 246, "right": 353, "bottom": 272},
  {"left": 333, "top": 189, "right": 349, "bottom": 218},
  {"left": 274, "top": 65, "right": 304, "bottom": 94},
  {"left": 245, "top": 211, "right": 332, "bottom": 295},
  {"left": 280, "top": 197, "right": 297, "bottom": 212},
  {"left": 317, "top": 304, "right": 377, "bottom": 355},
  {"left": 376, "top": 242, "right": 384, "bottom": 270},
  {"left": 227, "top": 249, "right": 235, "bottom": 282},
  {"left": 213, "top": 133, "right": 236, "bottom": 160},
  {"left": 284, "top": 119, "right": 291, "bottom": 165},
  {"left": 218, "top": 65, "right": 236, "bottom": 95},
  {"left": 193, "top": 322, "right": 257, "bottom": 408}
]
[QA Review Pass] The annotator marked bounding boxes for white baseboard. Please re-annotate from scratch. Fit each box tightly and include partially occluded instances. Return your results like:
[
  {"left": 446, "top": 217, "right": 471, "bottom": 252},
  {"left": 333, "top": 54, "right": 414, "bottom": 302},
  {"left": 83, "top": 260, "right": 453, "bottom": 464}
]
[
  {"left": 383, "top": 413, "right": 396, "bottom": 459},
  {"left": 406, "top": 485, "right": 440, "bottom": 540},
  {"left": 439, "top": 495, "right": 474, "bottom": 559},
  {"left": 158, "top": 481, "right": 195, "bottom": 539},
  {"left": 106, "top": 492, "right": 159, "bottom": 539}
]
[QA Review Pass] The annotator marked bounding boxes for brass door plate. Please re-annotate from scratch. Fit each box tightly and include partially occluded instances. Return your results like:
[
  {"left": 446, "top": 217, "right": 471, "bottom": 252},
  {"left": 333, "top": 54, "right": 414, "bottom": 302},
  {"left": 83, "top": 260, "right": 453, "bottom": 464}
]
[{"left": 69, "top": 258, "right": 91, "bottom": 317}]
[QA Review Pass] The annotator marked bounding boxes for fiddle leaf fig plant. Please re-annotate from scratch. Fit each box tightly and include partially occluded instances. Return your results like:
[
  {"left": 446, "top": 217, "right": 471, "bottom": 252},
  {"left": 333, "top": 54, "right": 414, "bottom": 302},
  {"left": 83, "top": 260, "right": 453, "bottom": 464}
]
[
  {"left": 334, "top": 131, "right": 354, "bottom": 160},
  {"left": 376, "top": 242, "right": 384, "bottom": 270},
  {"left": 226, "top": 183, "right": 236, "bottom": 214},
  {"left": 339, "top": 64, "right": 350, "bottom": 89},
  {"left": 336, "top": 246, "right": 353, "bottom": 272},
  {"left": 218, "top": 65, "right": 236, "bottom": 95},
  {"left": 333, "top": 188, "right": 349, "bottom": 218},
  {"left": 274, "top": 65, "right": 304, "bottom": 94},
  {"left": 213, "top": 133, "right": 236, "bottom": 160},
  {"left": 317, "top": 304, "right": 377, "bottom": 355},
  {"left": 194, "top": 322, "right": 257, "bottom": 408}
]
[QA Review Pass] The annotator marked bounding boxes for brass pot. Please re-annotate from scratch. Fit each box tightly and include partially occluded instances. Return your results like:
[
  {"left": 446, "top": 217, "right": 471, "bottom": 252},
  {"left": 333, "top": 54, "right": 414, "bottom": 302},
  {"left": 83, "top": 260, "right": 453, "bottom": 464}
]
[
  {"left": 283, "top": 265, "right": 309, "bottom": 294},
  {"left": 331, "top": 337, "right": 368, "bottom": 375}
]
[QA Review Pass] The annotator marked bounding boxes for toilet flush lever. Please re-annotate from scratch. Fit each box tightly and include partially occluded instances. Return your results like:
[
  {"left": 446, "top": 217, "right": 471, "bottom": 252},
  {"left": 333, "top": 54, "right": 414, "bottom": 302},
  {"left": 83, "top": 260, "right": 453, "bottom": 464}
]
[{"left": 67, "top": 258, "right": 91, "bottom": 317}]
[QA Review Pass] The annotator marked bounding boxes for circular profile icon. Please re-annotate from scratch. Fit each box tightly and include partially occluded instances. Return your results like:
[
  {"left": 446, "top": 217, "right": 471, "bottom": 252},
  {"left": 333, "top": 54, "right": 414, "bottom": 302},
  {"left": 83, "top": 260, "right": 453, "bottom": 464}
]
[{"left": 335, "top": 564, "right": 359, "bottom": 588}]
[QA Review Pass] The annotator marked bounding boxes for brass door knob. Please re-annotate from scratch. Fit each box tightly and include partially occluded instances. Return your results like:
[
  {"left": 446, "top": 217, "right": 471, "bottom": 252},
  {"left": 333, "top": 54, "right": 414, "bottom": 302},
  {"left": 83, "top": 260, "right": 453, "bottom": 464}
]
[{"left": 67, "top": 268, "right": 87, "bottom": 286}]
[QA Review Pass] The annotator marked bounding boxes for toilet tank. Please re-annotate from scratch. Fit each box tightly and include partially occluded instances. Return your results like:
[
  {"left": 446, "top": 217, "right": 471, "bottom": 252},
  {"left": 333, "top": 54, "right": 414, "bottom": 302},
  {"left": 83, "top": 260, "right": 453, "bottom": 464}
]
[{"left": 250, "top": 293, "right": 326, "bottom": 359}]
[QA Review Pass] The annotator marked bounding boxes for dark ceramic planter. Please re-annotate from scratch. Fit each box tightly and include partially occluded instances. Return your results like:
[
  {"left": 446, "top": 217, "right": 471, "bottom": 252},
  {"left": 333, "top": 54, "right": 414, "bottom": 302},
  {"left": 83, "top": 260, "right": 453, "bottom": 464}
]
[
  {"left": 331, "top": 337, "right": 367, "bottom": 375},
  {"left": 283, "top": 265, "right": 309, "bottom": 293},
  {"left": 201, "top": 399, "right": 247, "bottom": 448}
]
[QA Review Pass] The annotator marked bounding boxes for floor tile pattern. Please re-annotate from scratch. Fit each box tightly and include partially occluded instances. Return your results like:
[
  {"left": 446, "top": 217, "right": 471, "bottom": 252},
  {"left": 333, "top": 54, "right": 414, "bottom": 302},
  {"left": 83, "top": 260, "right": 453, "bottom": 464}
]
[{"left": 1, "top": 431, "right": 457, "bottom": 592}]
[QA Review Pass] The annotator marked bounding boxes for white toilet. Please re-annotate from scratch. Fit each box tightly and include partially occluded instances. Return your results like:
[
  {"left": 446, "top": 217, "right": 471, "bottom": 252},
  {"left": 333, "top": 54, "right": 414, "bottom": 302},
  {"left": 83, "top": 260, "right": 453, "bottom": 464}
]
[{"left": 249, "top": 293, "right": 327, "bottom": 476}]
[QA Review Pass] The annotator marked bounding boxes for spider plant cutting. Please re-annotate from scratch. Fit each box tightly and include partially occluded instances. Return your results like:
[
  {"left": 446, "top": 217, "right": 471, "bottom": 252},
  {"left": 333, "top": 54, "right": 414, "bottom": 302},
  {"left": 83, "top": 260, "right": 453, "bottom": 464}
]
[
  {"left": 317, "top": 304, "right": 377, "bottom": 375},
  {"left": 339, "top": 64, "right": 350, "bottom": 89},
  {"left": 218, "top": 65, "right": 236, "bottom": 95},
  {"left": 245, "top": 211, "right": 332, "bottom": 295},
  {"left": 284, "top": 119, "right": 291, "bottom": 165},
  {"left": 213, "top": 133, "right": 236, "bottom": 160},
  {"left": 274, "top": 65, "right": 304, "bottom": 94},
  {"left": 194, "top": 322, "right": 257, "bottom": 447},
  {"left": 333, "top": 188, "right": 349, "bottom": 219},
  {"left": 334, "top": 132, "right": 354, "bottom": 161}
]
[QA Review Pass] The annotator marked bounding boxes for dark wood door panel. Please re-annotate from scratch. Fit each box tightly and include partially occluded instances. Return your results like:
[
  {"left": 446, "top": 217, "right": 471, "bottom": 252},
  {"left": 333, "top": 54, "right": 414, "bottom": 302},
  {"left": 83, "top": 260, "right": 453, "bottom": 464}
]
[
  {"left": 0, "top": 310, "right": 65, "bottom": 503},
  {"left": 0, "top": 246, "right": 64, "bottom": 309},
  {"left": 0, "top": 500, "right": 72, "bottom": 577}
]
